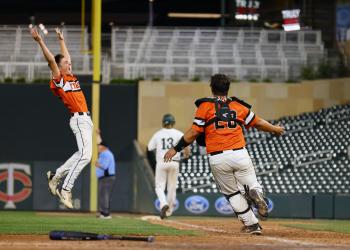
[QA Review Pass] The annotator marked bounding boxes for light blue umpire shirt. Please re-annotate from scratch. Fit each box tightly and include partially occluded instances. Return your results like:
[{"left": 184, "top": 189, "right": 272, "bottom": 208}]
[{"left": 96, "top": 149, "right": 116, "bottom": 179}]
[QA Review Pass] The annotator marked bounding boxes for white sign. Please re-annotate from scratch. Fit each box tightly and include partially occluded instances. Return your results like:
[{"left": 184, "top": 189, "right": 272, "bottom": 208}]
[
  {"left": 282, "top": 9, "right": 301, "bottom": 31},
  {"left": 235, "top": 0, "right": 260, "bottom": 21}
]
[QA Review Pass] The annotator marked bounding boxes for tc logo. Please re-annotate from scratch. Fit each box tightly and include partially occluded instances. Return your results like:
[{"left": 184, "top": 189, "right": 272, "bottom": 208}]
[{"left": 0, "top": 163, "right": 32, "bottom": 209}]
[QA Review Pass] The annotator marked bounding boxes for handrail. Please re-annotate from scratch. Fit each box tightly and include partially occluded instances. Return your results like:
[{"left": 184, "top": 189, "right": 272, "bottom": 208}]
[{"left": 292, "top": 150, "right": 333, "bottom": 167}]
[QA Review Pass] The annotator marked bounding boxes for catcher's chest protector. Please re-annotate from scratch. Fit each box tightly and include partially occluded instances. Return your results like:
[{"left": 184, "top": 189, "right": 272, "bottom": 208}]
[{"left": 195, "top": 97, "right": 239, "bottom": 147}]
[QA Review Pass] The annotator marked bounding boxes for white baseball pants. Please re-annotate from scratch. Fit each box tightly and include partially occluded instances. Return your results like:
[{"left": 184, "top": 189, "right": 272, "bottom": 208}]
[
  {"left": 155, "top": 161, "right": 179, "bottom": 215},
  {"left": 209, "top": 148, "right": 262, "bottom": 226},
  {"left": 55, "top": 113, "right": 93, "bottom": 191}
]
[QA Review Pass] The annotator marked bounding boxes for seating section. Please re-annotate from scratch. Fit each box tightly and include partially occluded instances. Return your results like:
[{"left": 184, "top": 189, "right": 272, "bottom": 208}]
[
  {"left": 107, "top": 27, "right": 325, "bottom": 82},
  {"left": 0, "top": 27, "right": 17, "bottom": 62},
  {"left": 0, "top": 26, "right": 90, "bottom": 81},
  {"left": 178, "top": 104, "right": 350, "bottom": 194},
  {"left": 0, "top": 26, "right": 325, "bottom": 83}
]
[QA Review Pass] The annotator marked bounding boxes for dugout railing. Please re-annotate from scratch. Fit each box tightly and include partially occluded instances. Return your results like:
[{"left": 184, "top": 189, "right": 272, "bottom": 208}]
[{"left": 131, "top": 140, "right": 156, "bottom": 214}]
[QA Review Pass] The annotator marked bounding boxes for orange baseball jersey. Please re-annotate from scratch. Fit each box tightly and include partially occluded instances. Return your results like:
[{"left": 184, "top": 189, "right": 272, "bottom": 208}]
[
  {"left": 49, "top": 74, "right": 88, "bottom": 113},
  {"left": 191, "top": 97, "right": 259, "bottom": 153}
]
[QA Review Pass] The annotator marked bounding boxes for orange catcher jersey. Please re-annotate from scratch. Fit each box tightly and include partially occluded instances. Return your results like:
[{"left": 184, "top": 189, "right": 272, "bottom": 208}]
[{"left": 191, "top": 96, "right": 259, "bottom": 153}]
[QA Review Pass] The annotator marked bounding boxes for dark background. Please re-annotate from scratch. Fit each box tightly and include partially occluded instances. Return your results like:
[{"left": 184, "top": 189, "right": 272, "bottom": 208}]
[
  {"left": 0, "top": 83, "right": 138, "bottom": 211},
  {"left": 0, "top": 83, "right": 137, "bottom": 212},
  {"left": 0, "top": 83, "right": 138, "bottom": 162}
]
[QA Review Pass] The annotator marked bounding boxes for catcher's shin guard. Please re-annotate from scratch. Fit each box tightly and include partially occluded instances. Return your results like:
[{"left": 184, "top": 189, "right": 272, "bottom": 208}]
[{"left": 225, "top": 191, "right": 259, "bottom": 226}]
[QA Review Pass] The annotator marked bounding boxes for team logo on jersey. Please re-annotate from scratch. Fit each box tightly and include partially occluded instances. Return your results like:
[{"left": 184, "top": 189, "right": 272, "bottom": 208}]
[
  {"left": 184, "top": 195, "right": 209, "bottom": 214},
  {"left": 0, "top": 163, "right": 32, "bottom": 209},
  {"left": 63, "top": 80, "right": 81, "bottom": 92},
  {"left": 215, "top": 196, "right": 234, "bottom": 215},
  {"left": 252, "top": 197, "right": 274, "bottom": 215},
  {"left": 154, "top": 198, "right": 179, "bottom": 212}
]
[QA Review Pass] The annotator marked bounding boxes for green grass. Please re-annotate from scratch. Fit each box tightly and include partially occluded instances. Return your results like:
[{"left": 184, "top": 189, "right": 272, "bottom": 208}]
[
  {"left": 0, "top": 211, "right": 197, "bottom": 236},
  {"left": 281, "top": 220, "right": 350, "bottom": 234}
]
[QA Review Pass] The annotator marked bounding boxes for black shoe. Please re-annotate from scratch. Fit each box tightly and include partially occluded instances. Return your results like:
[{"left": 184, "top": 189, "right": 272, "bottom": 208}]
[
  {"left": 160, "top": 205, "right": 169, "bottom": 220},
  {"left": 240, "top": 223, "right": 262, "bottom": 235},
  {"left": 249, "top": 189, "right": 268, "bottom": 220}
]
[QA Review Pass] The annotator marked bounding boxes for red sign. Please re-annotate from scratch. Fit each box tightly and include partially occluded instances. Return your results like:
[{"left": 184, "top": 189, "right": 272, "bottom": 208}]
[{"left": 282, "top": 9, "right": 301, "bottom": 31}]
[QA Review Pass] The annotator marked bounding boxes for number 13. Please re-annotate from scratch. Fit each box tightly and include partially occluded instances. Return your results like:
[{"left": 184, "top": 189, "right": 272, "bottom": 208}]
[{"left": 161, "top": 138, "right": 174, "bottom": 149}]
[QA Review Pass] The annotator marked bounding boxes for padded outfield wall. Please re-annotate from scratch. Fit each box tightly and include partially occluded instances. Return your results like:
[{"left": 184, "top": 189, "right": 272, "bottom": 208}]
[
  {"left": 1, "top": 81, "right": 350, "bottom": 218},
  {"left": 0, "top": 83, "right": 138, "bottom": 212}
]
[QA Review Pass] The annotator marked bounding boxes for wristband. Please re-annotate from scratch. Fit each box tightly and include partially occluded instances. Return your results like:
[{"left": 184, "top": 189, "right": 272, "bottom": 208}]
[{"left": 173, "top": 136, "right": 190, "bottom": 152}]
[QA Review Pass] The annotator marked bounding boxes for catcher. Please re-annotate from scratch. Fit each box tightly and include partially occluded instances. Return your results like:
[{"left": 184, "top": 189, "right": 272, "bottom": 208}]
[{"left": 164, "top": 74, "right": 284, "bottom": 235}]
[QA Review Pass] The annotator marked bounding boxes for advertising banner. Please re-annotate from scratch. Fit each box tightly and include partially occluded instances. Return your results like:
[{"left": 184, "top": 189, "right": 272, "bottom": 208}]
[
  {"left": 0, "top": 163, "right": 33, "bottom": 210},
  {"left": 153, "top": 193, "right": 275, "bottom": 217}
]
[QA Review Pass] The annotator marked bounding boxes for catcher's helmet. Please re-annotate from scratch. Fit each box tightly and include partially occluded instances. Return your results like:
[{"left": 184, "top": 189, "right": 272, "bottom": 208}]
[{"left": 162, "top": 113, "right": 175, "bottom": 126}]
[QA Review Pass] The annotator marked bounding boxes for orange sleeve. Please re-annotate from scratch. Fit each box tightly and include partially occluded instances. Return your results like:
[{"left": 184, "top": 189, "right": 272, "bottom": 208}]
[
  {"left": 233, "top": 101, "right": 259, "bottom": 129},
  {"left": 244, "top": 111, "right": 259, "bottom": 129},
  {"left": 50, "top": 81, "right": 62, "bottom": 98},
  {"left": 246, "top": 114, "right": 259, "bottom": 128},
  {"left": 191, "top": 104, "right": 207, "bottom": 133},
  {"left": 51, "top": 75, "right": 64, "bottom": 89}
]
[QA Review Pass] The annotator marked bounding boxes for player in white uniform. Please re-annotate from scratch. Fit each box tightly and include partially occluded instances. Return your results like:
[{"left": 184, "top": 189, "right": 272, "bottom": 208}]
[{"left": 147, "top": 114, "right": 190, "bottom": 219}]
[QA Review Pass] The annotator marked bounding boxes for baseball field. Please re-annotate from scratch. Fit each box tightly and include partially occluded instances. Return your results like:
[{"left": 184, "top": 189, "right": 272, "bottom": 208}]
[{"left": 1, "top": 211, "right": 350, "bottom": 250}]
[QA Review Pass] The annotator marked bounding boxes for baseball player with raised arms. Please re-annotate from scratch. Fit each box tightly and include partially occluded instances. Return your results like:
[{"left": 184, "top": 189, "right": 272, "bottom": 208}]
[
  {"left": 148, "top": 114, "right": 190, "bottom": 219},
  {"left": 30, "top": 27, "right": 93, "bottom": 209},
  {"left": 164, "top": 74, "right": 284, "bottom": 234}
]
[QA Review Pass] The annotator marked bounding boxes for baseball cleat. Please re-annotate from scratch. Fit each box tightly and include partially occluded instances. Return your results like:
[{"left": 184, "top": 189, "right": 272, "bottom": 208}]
[
  {"left": 240, "top": 223, "right": 262, "bottom": 235},
  {"left": 56, "top": 189, "right": 73, "bottom": 209},
  {"left": 47, "top": 171, "right": 59, "bottom": 196},
  {"left": 160, "top": 205, "right": 169, "bottom": 219},
  {"left": 249, "top": 189, "right": 268, "bottom": 220},
  {"left": 165, "top": 209, "right": 172, "bottom": 217},
  {"left": 99, "top": 214, "right": 112, "bottom": 219}
]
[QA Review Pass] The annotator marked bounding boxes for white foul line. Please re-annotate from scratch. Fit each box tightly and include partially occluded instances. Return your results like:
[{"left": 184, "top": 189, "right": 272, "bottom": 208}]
[
  {"left": 141, "top": 216, "right": 330, "bottom": 247},
  {"left": 263, "top": 236, "right": 324, "bottom": 247},
  {"left": 166, "top": 220, "right": 227, "bottom": 233}
]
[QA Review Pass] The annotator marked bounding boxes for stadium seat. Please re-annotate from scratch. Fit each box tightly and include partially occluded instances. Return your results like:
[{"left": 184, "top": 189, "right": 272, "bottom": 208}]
[
  {"left": 108, "top": 27, "right": 325, "bottom": 82},
  {"left": 178, "top": 104, "right": 350, "bottom": 195},
  {"left": 0, "top": 25, "right": 90, "bottom": 81}
]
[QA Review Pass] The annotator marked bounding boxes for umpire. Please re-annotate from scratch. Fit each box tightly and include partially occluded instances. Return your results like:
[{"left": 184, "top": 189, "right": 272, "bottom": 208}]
[{"left": 95, "top": 130, "right": 116, "bottom": 219}]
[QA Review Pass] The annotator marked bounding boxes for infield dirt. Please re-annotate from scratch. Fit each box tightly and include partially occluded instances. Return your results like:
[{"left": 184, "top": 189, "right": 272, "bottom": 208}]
[{"left": 1, "top": 217, "right": 350, "bottom": 250}]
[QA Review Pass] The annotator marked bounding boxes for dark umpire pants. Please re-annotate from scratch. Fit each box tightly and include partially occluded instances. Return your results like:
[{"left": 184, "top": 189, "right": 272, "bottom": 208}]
[{"left": 98, "top": 175, "right": 115, "bottom": 216}]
